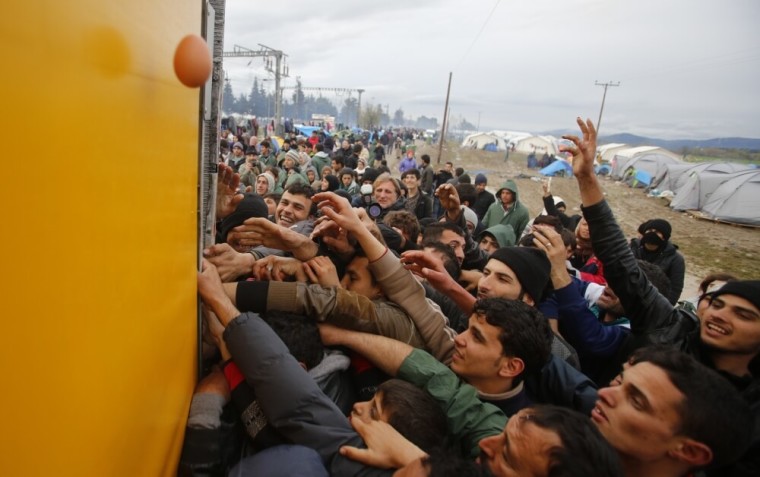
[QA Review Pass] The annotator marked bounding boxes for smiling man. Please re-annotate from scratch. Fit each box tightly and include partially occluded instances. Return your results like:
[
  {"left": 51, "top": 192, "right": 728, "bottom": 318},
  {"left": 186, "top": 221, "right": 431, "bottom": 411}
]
[{"left": 562, "top": 116, "right": 760, "bottom": 476}]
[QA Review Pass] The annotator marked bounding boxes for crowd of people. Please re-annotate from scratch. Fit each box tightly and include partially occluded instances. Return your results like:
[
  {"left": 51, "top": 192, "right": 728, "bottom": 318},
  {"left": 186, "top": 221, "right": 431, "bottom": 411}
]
[{"left": 180, "top": 118, "right": 759, "bottom": 477}]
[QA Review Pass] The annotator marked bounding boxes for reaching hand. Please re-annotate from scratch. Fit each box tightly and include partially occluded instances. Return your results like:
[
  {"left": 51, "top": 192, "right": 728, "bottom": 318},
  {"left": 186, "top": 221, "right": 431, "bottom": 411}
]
[
  {"left": 317, "top": 323, "right": 352, "bottom": 347},
  {"left": 252, "top": 255, "right": 307, "bottom": 282},
  {"left": 194, "top": 367, "right": 231, "bottom": 402},
  {"left": 216, "top": 163, "right": 244, "bottom": 219},
  {"left": 229, "top": 218, "right": 307, "bottom": 254},
  {"left": 541, "top": 178, "right": 551, "bottom": 197},
  {"left": 311, "top": 217, "right": 356, "bottom": 257},
  {"left": 561, "top": 117, "right": 597, "bottom": 178},
  {"left": 459, "top": 269, "right": 483, "bottom": 292},
  {"left": 340, "top": 417, "right": 426, "bottom": 469},
  {"left": 400, "top": 250, "right": 455, "bottom": 291},
  {"left": 204, "top": 243, "right": 254, "bottom": 282},
  {"left": 197, "top": 259, "right": 227, "bottom": 305},
  {"left": 312, "top": 192, "right": 364, "bottom": 235},
  {"left": 303, "top": 256, "right": 341, "bottom": 287}
]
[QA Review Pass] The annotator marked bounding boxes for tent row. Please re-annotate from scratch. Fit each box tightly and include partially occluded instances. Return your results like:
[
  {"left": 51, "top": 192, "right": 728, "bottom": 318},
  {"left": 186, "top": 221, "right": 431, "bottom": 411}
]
[
  {"left": 598, "top": 142, "right": 760, "bottom": 226},
  {"left": 461, "top": 131, "right": 559, "bottom": 156}
]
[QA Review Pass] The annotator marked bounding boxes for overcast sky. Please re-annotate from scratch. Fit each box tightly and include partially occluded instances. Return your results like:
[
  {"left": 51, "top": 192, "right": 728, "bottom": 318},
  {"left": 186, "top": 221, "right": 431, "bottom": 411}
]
[{"left": 222, "top": 0, "right": 759, "bottom": 140}]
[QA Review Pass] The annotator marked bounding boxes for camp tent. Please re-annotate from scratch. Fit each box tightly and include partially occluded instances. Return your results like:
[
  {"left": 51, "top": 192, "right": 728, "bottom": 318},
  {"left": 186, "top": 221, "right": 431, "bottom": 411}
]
[
  {"left": 610, "top": 146, "right": 680, "bottom": 179},
  {"left": 597, "top": 143, "right": 628, "bottom": 163},
  {"left": 621, "top": 153, "right": 683, "bottom": 187},
  {"left": 701, "top": 169, "right": 760, "bottom": 226},
  {"left": 512, "top": 135, "right": 558, "bottom": 156},
  {"left": 670, "top": 170, "right": 748, "bottom": 211},
  {"left": 649, "top": 163, "right": 696, "bottom": 192},
  {"left": 462, "top": 132, "right": 507, "bottom": 151},
  {"left": 539, "top": 159, "right": 573, "bottom": 177},
  {"left": 669, "top": 162, "right": 753, "bottom": 195}
]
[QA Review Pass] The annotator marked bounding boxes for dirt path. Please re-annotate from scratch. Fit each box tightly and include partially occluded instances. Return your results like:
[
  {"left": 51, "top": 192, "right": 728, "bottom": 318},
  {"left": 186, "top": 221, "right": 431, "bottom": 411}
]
[{"left": 407, "top": 141, "right": 760, "bottom": 300}]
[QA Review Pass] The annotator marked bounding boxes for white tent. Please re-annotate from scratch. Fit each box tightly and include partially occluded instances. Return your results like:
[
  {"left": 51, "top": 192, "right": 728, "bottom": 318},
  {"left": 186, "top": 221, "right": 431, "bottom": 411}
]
[
  {"left": 620, "top": 153, "right": 684, "bottom": 186},
  {"left": 513, "top": 135, "right": 558, "bottom": 155},
  {"left": 597, "top": 143, "right": 628, "bottom": 163},
  {"left": 669, "top": 162, "right": 754, "bottom": 195},
  {"left": 670, "top": 170, "right": 748, "bottom": 211},
  {"left": 701, "top": 169, "right": 760, "bottom": 226},
  {"left": 649, "top": 163, "right": 696, "bottom": 192},
  {"left": 610, "top": 146, "right": 680, "bottom": 179},
  {"left": 461, "top": 132, "right": 507, "bottom": 151}
]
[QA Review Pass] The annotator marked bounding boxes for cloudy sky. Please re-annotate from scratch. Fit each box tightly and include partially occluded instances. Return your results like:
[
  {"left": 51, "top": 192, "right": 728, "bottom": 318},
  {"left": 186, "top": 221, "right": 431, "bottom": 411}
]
[{"left": 222, "top": 0, "right": 759, "bottom": 140}]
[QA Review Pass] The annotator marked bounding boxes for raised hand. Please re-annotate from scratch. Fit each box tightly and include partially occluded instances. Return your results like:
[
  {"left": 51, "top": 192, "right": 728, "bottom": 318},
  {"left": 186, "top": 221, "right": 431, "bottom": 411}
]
[
  {"left": 216, "top": 163, "right": 244, "bottom": 219},
  {"left": 435, "top": 183, "right": 461, "bottom": 219},
  {"left": 561, "top": 117, "right": 597, "bottom": 178},
  {"left": 303, "top": 256, "right": 341, "bottom": 287}
]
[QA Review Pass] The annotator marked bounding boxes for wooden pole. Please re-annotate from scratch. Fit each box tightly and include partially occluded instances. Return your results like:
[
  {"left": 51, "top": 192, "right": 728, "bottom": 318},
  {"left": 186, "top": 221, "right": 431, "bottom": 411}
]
[{"left": 436, "top": 72, "right": 453, "bottom": 164}]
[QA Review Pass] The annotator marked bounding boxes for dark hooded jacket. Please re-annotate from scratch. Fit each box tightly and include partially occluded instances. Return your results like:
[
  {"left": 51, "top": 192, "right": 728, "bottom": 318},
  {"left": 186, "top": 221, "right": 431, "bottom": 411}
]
[{"left": 629, "top": 238, "right": 685, "bottom": 304}]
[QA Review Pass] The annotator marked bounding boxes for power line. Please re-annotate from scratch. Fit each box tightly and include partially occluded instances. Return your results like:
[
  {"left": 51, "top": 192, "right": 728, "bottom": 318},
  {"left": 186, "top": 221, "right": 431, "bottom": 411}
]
[{"left": 456, "top": 0, "right": 502, "bottom": 69}]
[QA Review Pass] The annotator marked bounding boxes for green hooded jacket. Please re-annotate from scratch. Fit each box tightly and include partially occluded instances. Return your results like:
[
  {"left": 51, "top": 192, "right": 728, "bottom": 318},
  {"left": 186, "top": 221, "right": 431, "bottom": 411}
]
[
  {"left": 482, "top": 179, "right": 530, "bottom": 235},
  {"left": 481, "top": 224, "right": 516, "bottom": 248}
]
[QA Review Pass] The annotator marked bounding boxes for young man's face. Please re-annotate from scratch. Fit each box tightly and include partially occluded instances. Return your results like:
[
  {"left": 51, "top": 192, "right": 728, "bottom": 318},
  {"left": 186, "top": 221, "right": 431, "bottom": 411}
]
[
  {"left": 402, "top": 174, "right": 419, "bottom": 193},
  {"left": 499, "top": 189, "right": 514, "bottom": 206},
  {"left": 475, "top": 182, "right": 487, "bottom": 193},
  {"left": 478, "top": 259, "right": 532, "bottom": 305},
  {"left": 341, "top": 174, "right": 353, "bottom": 187},
  {"left": 592, "top": 361, "right": 685, "bottom": 462},
  {"left": 232, "top": 146, "right": 244, "bottom": 157},
  {"left": 699, "top": 294, "right": 760, "bottom": 356},
  {"left": 246, "top": 154, "right": 257, "bottom": 165},
  {"left": 255, "top": 176, "right": 270, "bottom": 196},
  {"left": 479, "top": 234, "right": 500, "bottom": 255},
  {"left": 340, "top": 256, "right": 382, "bottom": 299},
  {"left": 438, "top": 230, "right": 465, "bottom": 265},
  {"left": 451, "top": 312, "right": 508, "bottom": 386},
  {"left": 350, "top": 390, "right": 389, "bottom": 426},
  {"left": 332, "top": 160, "right": 342, "bottom": 173},
  {"left": 478, "top": 408, "right": 563, "bottom": 477},
  {"left": 275, "top": 191, "right": 311, "bottom": 227}
]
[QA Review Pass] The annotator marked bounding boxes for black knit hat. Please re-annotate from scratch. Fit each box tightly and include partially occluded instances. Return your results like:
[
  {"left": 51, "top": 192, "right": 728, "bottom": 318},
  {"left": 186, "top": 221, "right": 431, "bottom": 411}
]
[
  {"left": 707, "top": 280, "right": 760, "bottom": 314},
  {"left": 488, "top": 247, "right": 551, "bottom": 303},
  {"left": 638, "top": 218, "right": 672, "bottom": 241},
  {"left": 217, "top": 193, "right": 269, "bottom": 243}
]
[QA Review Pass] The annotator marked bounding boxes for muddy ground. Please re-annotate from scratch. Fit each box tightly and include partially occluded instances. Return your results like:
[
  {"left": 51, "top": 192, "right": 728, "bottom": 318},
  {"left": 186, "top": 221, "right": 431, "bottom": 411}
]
[{"left": 398, "top": 141, "right": 759, "bottom": 300}]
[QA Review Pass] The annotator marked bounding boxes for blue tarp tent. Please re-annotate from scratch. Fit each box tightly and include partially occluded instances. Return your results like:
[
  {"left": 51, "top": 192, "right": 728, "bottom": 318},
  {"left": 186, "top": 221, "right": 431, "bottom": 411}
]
[
  {"left": 539, "top": 160, "right": 573, "bottom": 177},
  {"left": 295, "top": 125, "right": 331, "bottom": 137}
]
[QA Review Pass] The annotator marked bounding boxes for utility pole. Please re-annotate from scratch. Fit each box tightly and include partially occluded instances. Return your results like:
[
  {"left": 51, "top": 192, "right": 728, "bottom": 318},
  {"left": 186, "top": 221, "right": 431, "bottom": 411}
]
[
  {"left": 222, "top": 44, "right": 289, "bottom": 135},
  {"left": 357, "top": 89, "right": 365, "bottom": 128},
  {"left": 594, "top": 81, "right": 620, "bottom": 135},
  {"left": 437, "top": 72, "right": 453, "bottom": 164}
]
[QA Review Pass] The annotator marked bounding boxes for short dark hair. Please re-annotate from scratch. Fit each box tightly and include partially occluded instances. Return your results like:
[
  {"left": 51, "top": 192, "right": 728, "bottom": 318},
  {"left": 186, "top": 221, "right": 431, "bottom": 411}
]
[
  {"left": 315, "top": 143, "right": 324, "bottom": 152},
  {"left": 422, "top": 222, "right": 465, "bottom": 243},
  {"left": 560, "top": 228, "right": 576, "bottom": 250},
  {"left": 383, "top": 210, "right": 420, "bottom": 245},
  {"left": 628, "top": 346, "right": 753, "bottom": 471},
  {"left": 284, "top": 183, "right": 317, "bottom": 217},
  {"left": 533, "top": 215, "right": 563, "bottom": 233},
  {"left": 458, "top": 173, "right": 471, "bottom": 184},
  {"left": 421, "top": 154, "right": 431, "bottom": 165},
  {"left": 472, "top": 298, "right": 553, "bottom": 381},
  {"left": 455, "top": 183, "right": 476, "bottom": 206},
  {"left": 331, "top": 156, "right": 344, "bottom": 167},
  {"left": 400, "top": 168, "right": 421, "bottom": 180},
  {"left": 454, "top": 167, "right": 465, "bottom": 177},
  {"left": 263, "top": 192, "right": 281, "bottom": 204},
  {"left": 528, "top": 405, "right": 623, "bottom": 477},
  {"left": 260, "top": 140, "right": 271, "bottom": 149},
  {"left": 378, "top": 379, "right": 448, "bottom": 454},
  {"left": 422, "top": 242, "right": 462, "bottom": 281},
  {"left": 261, "top": 311, "right": 323, "bottom": 370},
  {"left": 636, "top": 260, "right": 671, "bottom": 299},
  {"left": 698, "top": 272, "right": 737, "bottom": 295}
]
